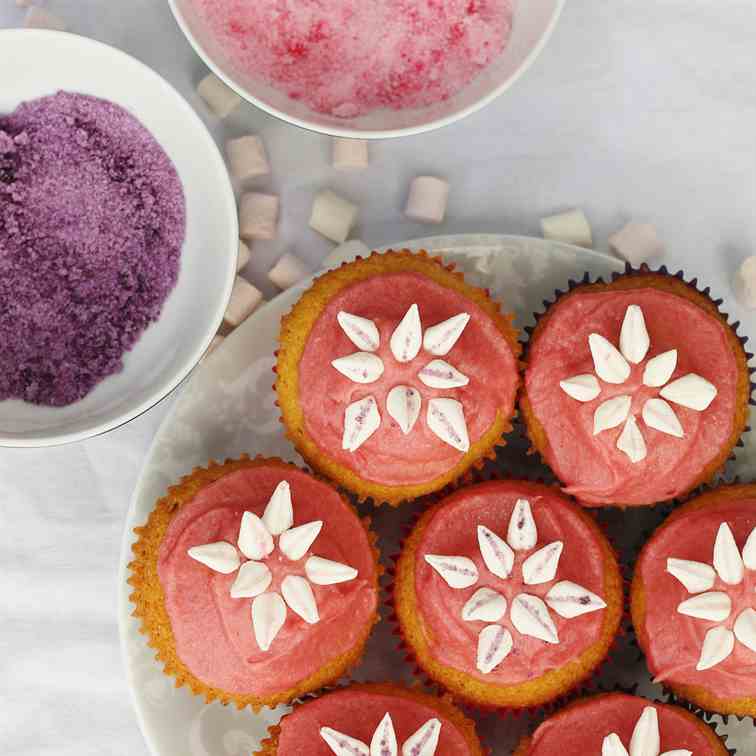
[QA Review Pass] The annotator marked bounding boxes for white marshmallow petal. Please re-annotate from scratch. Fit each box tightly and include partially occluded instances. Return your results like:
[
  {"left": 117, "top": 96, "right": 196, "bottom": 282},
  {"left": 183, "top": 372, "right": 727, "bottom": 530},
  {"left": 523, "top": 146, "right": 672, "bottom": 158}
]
[
  {"left": 676, "top": 591, "right": 732, "bottom": 622},
  {"left": 223, "top": 276, "right": 264, "bottom": 328},
  {"left": 337, "top": 311, "right": 381, "bottom": 352},
  {"left": 390, "top": 304, "right": 422, "bottom": 363},
  {"left": 733, "top": 608, "right": 756, "bottom": 653},
  {"left": 732, "top": 256, "right": 756, "bottom": 310},
  {"left": 507, "top": 498, "right": 538, "bottom": 551},
  {"left": 426, "top": 398, "right": 469, "bottom": 452},
  {"left": 461, "top": 587, "right": 508, "bottom": 622},
  {"left": 619, "top": 305, "right": 650, "bottom": 364},
  {"left": 617, "top": 416, "right": 647, "bottom": 463},
  {"left": 238, "top": 511, "right": 274, "bottom": 560},
  {"left": 236, "top": 239, "right": 251, "bottom": 273},
  {"left": 713, "top": 522, "right": 745, "bottom": 585},
  {"left": 310, "top": 189, "right": 358, "bottom": 243},
  {"left": 666, "top": 558, "right": 716, "bottom": 594},
  {"left": 281, "top": 574, "right": 319, "bottom": 624},
  {"left": 602, "top": 733, "right": 630, "bottom": 756},
  {"left": 239, "top": 192, "right": 279, "bottom": 240},
  {"left": 417, "top": 359, "right": 469, "bottom": 389},
  {"left": 370, "top": 713, "right": 397, "bottom": 756},
  {"left": 331, "top": 352, "right": 385, "bottom": 384},
  {"left": 545, "top": 580, "right": 607, "bottom": 619},
  {"left": 320, "top": 727, "right": 369, "bottom": 756},
  {"left": 608, "top": 222, "right": 663, "bottom": 266},
  {"left": 742, "top": 526, "right": 756, "bottom": 570},
  {"left": 305, "top": 555, "right": 358, "bottom": 585},
  {"left": 424, "top": 554, "right": 479, "bottom": 589},
  {"left": 226, "top": 135, "right": 269, "bottom": 181},
  {"left": 696, "top": 626, "right": 735, "bottom": 671},
  {"left": 386, "top": 385, "right": 421, "bottom": 435},
  {"left": 332, "top": 138, "right": 369, "bottom": 170},
  {"left": 268, "top": 252, "right": 311, "bottom": 290},
  {"left": 187, "top": 541, "right": 239, "bottom": 574},
  {"left": 522, "top": 541, "right": 564, "bottom": 586},
  {"left": 541, "top": 208, "right": 593, "bottom": 248},
  {"left": 593, "top": 395, "right": 632, "bottom": 435},
  {"left": 511, "top": 594, "right": 559, "bottom": 644},
  {"left": 251, "top": 592, "right": 286, "bottom": 652},
  {"left": 197, "top": 73, "right": 242, "bottom": 118},
  {"left": 476, "top": 625, "right": 513, "bottom": 674},
  {"left": 401, "top": 718, "right": 441, "bottom": 756},
  {"left": 230, "top": 560, "right": 272, "bottom": 599},
  {"left": 278, "top": 520, "right": 323, "bottom": 561},
  {"left": 628, "top": 706, "right": 660, "bottom": 756},
  {"left": 25, "top": 6, "right": 67, "bottom": 30},
  {"left": 422, "top": 313, "right": 470, "bottom": 356},
  {"left": 589, "top": 333, "right": 631, "bottom": 384},
  {"left": 477, "top": 524, "right": 515, "bottom": 579},
  {"left": 342, "top": 395, "right": 381, "bottom": 452},
  {"left": 642, "top": 349, "right": 677, "bottom": 388},
  {"left": 642, "top": 398, "right": 684, "bottom": 438},
  {"left": 405, "top": 176, "right": 449, "bottom": 224},
  {"left": 660, "top": 374, "right": 718, "bottom": 411},
  {"left": 559, "top": 374, "right": 601, "bottom": 402},
  {"left": 262, "top": 480, "right": 294, "bottom": 535}
]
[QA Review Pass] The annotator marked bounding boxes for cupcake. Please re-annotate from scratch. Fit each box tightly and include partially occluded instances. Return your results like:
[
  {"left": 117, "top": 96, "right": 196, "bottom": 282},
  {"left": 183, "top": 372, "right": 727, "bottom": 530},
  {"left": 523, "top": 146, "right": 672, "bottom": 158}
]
[
  {"left": 394, "top": 479, "right": 623, "bottom": 709},
  {"left": 521, "top": 268, "right": 750, "bottom": 507},
  {"left": 514, "top": 692, "right": 729, "bottom": 755},
  {"left": 255, "top": 682, "right": 484, "bottom": 755},
  {"left": 275, "top": 250, "right": 521, "bottom": 506},
  {"left": 631, "top": 483, "right": 756, "bottom": 717},
  {"left": 128, "top": 456, "right": 380, "bottom": 710}
]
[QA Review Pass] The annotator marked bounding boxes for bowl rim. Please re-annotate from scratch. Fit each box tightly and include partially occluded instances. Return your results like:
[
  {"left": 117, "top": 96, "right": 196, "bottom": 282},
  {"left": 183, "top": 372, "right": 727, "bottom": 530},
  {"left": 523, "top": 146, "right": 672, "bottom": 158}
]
[
  {"left": 167, "top": 0, "right": 567, "bottom": 140},
  {"left": 0, "top": 28, "right": 238, "bottom": 448}
]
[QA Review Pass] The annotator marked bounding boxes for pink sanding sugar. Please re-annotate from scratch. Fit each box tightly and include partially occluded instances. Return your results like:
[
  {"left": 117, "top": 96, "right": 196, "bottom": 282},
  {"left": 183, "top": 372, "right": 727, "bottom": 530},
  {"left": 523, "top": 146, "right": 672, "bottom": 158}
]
[
  {"left": 0, "top": 92, "right": 185, "bottom": 407},
  {"left": 193, "top": 0, "right": 515, "bottom": 117}
]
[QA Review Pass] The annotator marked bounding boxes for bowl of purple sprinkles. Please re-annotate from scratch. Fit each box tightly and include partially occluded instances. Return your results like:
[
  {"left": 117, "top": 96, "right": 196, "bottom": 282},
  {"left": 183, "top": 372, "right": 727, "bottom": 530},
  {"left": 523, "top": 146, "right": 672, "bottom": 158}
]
[{"left": 0, "top": 30, "right": 238, "bottom": 447}]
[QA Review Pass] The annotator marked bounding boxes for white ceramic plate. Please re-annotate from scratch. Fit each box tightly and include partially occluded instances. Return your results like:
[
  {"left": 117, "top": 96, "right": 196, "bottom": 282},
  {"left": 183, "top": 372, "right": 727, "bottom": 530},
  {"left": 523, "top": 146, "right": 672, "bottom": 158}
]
[
  {"left": 118, "top": 235, "right": 754, "bottom": 755},
  {"left": 169, "top": 0, "right": 565, "bottom": 139},
  {"left": 0, "top": 29, "right": 237, "bottom": 447}
]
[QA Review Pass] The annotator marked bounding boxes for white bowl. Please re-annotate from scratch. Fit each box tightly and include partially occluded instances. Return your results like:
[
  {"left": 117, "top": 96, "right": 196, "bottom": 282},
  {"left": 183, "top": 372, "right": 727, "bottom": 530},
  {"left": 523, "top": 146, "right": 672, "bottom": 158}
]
[
  {"left": 169, "top": 0, "right": 565, "bottom": 139},
  {"left": 0, "top": 30, "right": 238, "bottom": 448}
]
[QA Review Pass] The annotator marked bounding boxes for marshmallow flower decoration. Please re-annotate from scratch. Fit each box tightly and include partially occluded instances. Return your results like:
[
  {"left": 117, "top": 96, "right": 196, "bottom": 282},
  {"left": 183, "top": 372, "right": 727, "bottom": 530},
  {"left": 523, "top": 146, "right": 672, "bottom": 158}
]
[
  {"left": 320, "top": 713, "right": 442, "bottom": 756},
  {"left": 424, "top": 499, "right": 606, "bottom": 675},
  {"left": 559, "top": 305, "right": 718, "bottom": 463},
  {"left": 666, "top": 521, "right": 756, "bottom": 671},
  {"left": 601, "top": 706, "right": 692, "bottom": 756},
  {"left": 187, "top": 481, "right": 358, "bottom": 652}
]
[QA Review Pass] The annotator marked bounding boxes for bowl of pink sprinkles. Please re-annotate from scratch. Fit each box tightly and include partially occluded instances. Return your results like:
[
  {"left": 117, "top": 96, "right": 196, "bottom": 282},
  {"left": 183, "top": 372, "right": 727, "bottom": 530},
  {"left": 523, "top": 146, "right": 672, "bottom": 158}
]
[
  {"left": 0, "top": 30, "right": 237, "bottom": 447},
  {"left": 169, "top": 0, "right": 565, "bottom": 138}
]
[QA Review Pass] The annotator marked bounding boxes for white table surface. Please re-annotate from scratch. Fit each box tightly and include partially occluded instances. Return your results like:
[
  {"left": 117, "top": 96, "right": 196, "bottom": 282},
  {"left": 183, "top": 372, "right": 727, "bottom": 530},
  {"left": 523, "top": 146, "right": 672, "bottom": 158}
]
[{"left": 2, "top": 2, "right": 756, "bottom": 754}]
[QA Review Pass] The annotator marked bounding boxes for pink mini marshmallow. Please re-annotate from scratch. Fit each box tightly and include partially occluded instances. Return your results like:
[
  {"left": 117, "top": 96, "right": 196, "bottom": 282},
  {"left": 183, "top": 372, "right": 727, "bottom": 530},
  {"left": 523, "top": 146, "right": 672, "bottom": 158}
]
[
  {"left": 239, "top": 193, "right": 279, "bottom": 240},
  {"left": 405, "top": 176, "right": 449, "bottom": 224},
  {"left": 268, "top": 252, "right": 311, "bottom": 290},
  {"left": 226, "top": 135, "right": 270, "bottom": 182},
  {"left": 332, "top": 138, "right": 369, "bottom": 170},
  {"left": 223, "top": 276, "right": 264, "bottom": 328},
  {"left": 24, "top": 6, "right": 67, "bottom": 30},
  {"left": 236, "top": 239, "right": 251, "bottom": 272},
  {"left": 197, "top": 74, "right": 241, "bottom": 119},
  {"left": 608, "top": 222, "right": 664, "bottom": 266}
]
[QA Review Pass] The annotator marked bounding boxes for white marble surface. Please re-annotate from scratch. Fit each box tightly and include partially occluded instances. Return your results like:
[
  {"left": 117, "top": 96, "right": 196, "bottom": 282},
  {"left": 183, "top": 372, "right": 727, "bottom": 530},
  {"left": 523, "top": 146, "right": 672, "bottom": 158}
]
[{"left": 2, "top": 1, "right": 756, "bottom": 754}]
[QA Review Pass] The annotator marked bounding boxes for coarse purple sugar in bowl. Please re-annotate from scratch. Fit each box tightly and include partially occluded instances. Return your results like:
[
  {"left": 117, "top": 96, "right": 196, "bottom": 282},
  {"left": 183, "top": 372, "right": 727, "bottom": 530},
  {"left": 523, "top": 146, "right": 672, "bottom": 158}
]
[{"left": 0, "top": 90, "right": 186, "bottom": 407}]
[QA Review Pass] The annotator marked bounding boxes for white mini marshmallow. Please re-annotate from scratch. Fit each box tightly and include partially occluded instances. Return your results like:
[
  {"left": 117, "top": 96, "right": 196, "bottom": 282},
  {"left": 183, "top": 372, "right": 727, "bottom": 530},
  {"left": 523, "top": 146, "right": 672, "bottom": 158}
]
[
  {"left": 405, "top": 176, "right": 449, "bottom": 224},
  {"left": 24, "top": 6, "right": 66, "bottom": 30},
  {"left": 609, "top": 221, "right": 664, "bottom": 265},
  {"left": 268, "top": 252, "right": 311, "bottom": 290},
  {"left": 226, "top": 135, "right": 270, "bottom": 182},
  {"left": 541, "top": 208, "right": 593, "bottom": 248},
  {"left": 732, "top": 257, "right": 756, "bottom": 310},
  {"left": 309, "top": 190, "right": 358, "bottom": 243},
  {"left": 239, "top": 193, "right": 279, "bottom": 240},
  {"left": 236, "top": 239, "right": 251, "bottom": 272},
  {"left": 223, "top": 276, "right": 264, "bottom": 328},
  {"left": 197, "top": 73, "right": 241, "bottom": 119},
  {"left": 322, "top": 239, "right": 371, "bottom": 270},
  {"left": 332, "top": 138, "right": 369, "bottom": 170}
]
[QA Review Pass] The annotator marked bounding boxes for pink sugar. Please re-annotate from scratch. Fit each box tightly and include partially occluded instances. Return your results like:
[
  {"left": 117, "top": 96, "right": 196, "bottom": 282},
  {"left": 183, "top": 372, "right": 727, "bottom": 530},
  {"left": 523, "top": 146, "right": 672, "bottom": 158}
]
[{"left": 193, "top": 0, "right": 514, "bottom": 117}]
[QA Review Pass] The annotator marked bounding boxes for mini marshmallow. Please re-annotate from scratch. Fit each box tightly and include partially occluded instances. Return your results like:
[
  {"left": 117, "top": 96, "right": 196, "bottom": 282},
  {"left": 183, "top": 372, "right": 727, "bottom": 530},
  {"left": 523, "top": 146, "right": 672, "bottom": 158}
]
[
  {"left": 239, "top": 193, "right": 279, "bottom": 240},
  {"left": 405, "top": 176, "right": 449, "bottom": 224},
  {"left": 268, "top": 252, "right": 311, "bottom": 290},
  {"left": 197, "top": 73, "right": 242, "bottom": 119},
  {"left": 24, "top": 6, "right": 67, "bottom": 30},
  {"left": 332, "top": 138, "right": 369, "bottom": 170},
  {"left": 226, "top": 135, "right": 270, "bottom": 182},
  {"left": 732, "top": 257, "right": 756, "bottom": 310},
  {"left": 540, "top": 209, "right": 593, "bottom": 248},
  {"left": 608, "top": 221, "right": 664, "bottom": 266},
  {"left": 321, "top": 239, "right": 371, "bottom": 270},
  {"left": 309, "top": 190, "right": 358, "bottom": 243},
  {"left": 224, "top": 276, "right": 264, "bottom": 328},
  {"left": 236, "top": 239, "right": 251, "bottom": 272}
]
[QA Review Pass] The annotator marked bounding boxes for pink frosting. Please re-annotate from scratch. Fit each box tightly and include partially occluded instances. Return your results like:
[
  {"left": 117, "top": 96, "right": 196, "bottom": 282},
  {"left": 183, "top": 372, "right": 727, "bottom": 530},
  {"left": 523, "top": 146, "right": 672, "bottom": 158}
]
[
  {"left": 157, "top": 466, "right": 377, "bottom": 695},
  {"left": 414, "top": 480, "right": 609, "bottom": 684},
  {"left": 276, "top": 687, "right": 473, "bottom": 754},
  {"left": 298, "top": 272, "right": 518, "bottom": 487},
  {"left": 637, "top": 497, "right": 756, "bottom": 700},
  {"left": 527, "top": 693, "right": 717, "bottom": 755},
  {"left": 525, "top": 288, "right": 738, "bottom": 506}
]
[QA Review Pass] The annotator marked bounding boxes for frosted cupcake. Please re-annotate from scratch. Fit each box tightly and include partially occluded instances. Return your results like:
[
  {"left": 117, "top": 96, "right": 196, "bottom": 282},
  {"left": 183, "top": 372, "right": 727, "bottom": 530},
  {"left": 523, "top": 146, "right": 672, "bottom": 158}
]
[
  {"left": 276, "top": 250, "right": 521, "bottom": 505},
  {"left": 128, "top": 457, "right": 380, "bottom": 710}
]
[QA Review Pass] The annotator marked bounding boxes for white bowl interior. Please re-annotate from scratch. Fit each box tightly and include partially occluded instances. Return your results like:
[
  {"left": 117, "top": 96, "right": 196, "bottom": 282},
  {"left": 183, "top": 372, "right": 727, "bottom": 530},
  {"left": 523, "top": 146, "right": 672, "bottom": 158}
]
[
  {"left": 0, "top": 30, "right": 237, "bottom": 446},
  {"left": 171, "top": 0, "right": 564, "bottom": 137}
]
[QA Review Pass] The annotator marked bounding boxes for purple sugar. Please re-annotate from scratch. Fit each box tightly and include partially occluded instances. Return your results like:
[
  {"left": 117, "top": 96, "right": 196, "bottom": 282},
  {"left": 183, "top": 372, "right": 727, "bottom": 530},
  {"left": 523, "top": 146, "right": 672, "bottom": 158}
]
[{"left": 0, "top": 91, "right": 185, "bottom": 407}]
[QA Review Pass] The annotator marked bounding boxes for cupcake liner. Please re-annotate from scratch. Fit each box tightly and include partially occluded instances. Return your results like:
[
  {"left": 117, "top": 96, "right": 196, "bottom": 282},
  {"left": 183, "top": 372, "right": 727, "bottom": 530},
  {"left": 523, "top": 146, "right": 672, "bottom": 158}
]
[
  {"left": 127, "top": 455, "right": 383, "bottom": 713},
  {"left": 274, "top": 248, "right": 522, "bottom": 508},
  {"left": 520, "top": 262, "right": 754, "bottom": 510}
]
